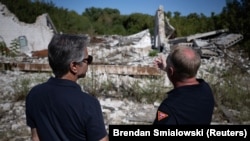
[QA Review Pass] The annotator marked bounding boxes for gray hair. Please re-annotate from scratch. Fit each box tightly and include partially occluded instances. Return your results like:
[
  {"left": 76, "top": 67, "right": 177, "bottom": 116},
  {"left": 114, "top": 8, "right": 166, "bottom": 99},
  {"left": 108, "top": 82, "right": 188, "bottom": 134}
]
[
  {"left": 48, "top": 34, "right": 89, "bottom": 78},
  {"left": 167, "top": 45, "right": 201, "bottom": 80}
]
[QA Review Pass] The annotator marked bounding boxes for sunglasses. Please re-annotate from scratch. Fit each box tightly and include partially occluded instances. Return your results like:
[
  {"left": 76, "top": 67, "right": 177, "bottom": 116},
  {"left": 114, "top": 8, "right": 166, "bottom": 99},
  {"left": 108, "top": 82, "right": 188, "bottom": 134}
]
[{"left": 82, "top": 55, "right": 93, "bottom": 65}]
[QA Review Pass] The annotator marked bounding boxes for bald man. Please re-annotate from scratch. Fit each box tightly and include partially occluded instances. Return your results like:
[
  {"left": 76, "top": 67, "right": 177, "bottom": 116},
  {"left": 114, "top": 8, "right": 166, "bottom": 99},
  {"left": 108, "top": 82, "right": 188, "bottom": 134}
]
[{"left": 153, "top": 45, "right": 215, "bottom": 125}]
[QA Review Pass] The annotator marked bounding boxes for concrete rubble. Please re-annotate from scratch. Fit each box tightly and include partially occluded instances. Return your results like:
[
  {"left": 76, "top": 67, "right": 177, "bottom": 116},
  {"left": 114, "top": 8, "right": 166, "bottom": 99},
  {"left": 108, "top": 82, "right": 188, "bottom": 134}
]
[{"left": 0, "top": 3, "right": 249, "bottom": 141}]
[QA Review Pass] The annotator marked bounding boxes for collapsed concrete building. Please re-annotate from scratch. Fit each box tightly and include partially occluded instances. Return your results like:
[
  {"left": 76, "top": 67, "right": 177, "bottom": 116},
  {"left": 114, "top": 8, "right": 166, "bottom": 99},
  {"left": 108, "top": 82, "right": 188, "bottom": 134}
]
[
  {"left": 0, "top": 2, "right": 244, "bottom": 60},
  {"left": 153, "top": 5, "right": 244, "bottom": 58},
  {"left": 0, "top": 2, "right": 57, "bottom": 57}
]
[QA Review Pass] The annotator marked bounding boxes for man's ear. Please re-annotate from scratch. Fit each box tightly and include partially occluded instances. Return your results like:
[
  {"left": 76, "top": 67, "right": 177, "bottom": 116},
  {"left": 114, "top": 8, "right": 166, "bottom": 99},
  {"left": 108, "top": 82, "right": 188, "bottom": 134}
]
[
  {"left": 70, "top": 62, "right": 78, "bottom": 74},
  {"left": 167, "top": 66, "right": 174, "bottom": 76}
]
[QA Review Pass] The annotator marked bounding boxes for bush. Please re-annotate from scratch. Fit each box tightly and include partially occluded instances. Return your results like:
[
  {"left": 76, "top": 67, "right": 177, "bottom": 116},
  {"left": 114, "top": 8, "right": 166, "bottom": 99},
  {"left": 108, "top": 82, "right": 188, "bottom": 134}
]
[{"left": 148, "top": 49, "right": 159, "bottom": 57}]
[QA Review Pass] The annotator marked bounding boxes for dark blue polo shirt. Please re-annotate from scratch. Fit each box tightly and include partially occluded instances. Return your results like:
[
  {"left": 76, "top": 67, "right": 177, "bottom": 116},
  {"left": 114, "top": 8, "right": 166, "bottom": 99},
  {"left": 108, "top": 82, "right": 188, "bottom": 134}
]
[
  {"left": 26, "top": 77, "right": 107, "bottom": 141},
  {"left": 153, "top": 79, "right": 215, "bottom": 125}
]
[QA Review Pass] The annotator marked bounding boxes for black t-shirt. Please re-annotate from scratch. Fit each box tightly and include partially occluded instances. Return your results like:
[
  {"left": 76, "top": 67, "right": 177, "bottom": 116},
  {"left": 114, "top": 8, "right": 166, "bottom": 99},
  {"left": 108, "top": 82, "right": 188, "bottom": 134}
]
[
  {"left": 153, "top": 79, "right": 215, "bottom": 125},
  {"left": 26, "top": 77, "right": 107, "bottom": 141}
]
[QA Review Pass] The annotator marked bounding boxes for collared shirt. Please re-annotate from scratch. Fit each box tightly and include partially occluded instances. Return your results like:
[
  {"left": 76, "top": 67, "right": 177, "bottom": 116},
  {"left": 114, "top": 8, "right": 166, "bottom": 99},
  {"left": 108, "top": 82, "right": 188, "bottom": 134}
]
[{"left": 26, "top": 77, "right": 107, "bottom": 141}]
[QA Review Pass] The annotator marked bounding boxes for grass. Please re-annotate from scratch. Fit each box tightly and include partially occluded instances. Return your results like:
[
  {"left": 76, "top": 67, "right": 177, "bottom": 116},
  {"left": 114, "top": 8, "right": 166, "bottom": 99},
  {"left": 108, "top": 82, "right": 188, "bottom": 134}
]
[
  {"left": 11, "top": 72, "right": 50, "bottom": 101},
  {"left": 79, "top": 63, "right": 250, "bottom": 123},
  {"left": 12, "top": 78, "right": 31, "bottom": 101},
  {"left": 210, "top": 64, "right": 250, "bottom": 123},
  {"left": 78, "top": 71, "right": 168, "bottom": 103},
  {"left": 1, "top": 61, "right": 249, "bottom": 141},
  {"left": 5, "top": 63, "right": 249, "bottom": 124}
]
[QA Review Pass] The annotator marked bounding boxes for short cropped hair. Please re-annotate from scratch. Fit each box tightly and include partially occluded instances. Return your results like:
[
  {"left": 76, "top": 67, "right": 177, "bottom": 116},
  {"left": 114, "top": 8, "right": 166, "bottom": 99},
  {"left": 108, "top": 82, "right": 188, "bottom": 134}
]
[
  {"left": 167, "top": 45, "right": 201, "bottom": 80},
  {"left": 48, "top": 34, "right": 89, "bottom": 78}
]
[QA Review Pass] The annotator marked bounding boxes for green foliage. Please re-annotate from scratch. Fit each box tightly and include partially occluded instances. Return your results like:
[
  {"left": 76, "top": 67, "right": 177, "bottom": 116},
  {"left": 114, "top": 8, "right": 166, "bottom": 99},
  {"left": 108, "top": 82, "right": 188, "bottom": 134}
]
[
  {"left": 148, "top": 49, "right": 159, "bottom": 57},
  {"left": 9, "top": 38, "right": 20, "bottom": 57},
  {"left": 0, "top": 41, "right": 7, "bottom": 56},
  {"left": 112, "top": 24, "right": 127, "bottom": 35},
  {"left": 124, "top": 13, "right": 154, "bottom": 35},
  {"left": 0, "top": 38, "right": 20, "bottom": 57}
]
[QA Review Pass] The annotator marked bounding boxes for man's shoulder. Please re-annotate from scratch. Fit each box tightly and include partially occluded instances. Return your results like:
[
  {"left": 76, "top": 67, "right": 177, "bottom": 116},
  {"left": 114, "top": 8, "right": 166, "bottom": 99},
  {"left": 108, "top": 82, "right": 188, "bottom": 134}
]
[
  {"left": 197, "top": 78, "right": 208, "bottom": 84},
  {"left": 29, "top": 81, "right": 48, "bottom": 91}
]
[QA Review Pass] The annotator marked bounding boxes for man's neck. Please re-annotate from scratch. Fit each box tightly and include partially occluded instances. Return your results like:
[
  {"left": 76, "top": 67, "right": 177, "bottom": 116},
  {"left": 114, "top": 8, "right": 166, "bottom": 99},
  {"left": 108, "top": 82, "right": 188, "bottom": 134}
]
[
  {"left": 61, "top": 73, "right": 77, "bottom": 82},
  {"left": 174, "top": 77, "right": 199, "bottom": 88}
]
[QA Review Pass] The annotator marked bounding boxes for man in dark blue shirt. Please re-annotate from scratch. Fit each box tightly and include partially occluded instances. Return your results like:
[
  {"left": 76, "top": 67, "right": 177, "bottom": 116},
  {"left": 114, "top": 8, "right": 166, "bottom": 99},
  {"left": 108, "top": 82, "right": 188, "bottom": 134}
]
[
  {"left": 26, "top": 34, "right": 108, "bottom": 141},
  {"left": 153, "top": 45, "right": 215, "bottom": 125}
]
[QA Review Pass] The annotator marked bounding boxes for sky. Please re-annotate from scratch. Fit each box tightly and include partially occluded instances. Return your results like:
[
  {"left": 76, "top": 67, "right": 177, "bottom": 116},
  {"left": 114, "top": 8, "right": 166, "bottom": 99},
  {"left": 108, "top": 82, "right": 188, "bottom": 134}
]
[{"left": 51, "top": 0, "right": 227, "bottom": 16}]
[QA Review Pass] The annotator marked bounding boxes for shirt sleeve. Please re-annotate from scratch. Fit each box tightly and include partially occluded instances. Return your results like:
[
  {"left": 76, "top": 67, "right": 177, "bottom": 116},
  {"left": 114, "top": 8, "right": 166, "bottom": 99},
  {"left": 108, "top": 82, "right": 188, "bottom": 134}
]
[
  {"left": 153, "top": 103, "right": 177, "bottom": 125},
  {"left": 25, "top": 91, "right": 36, "bottom": 128},
  {"left": 86, "top": 98, "right": 107, "bottom": 141}
]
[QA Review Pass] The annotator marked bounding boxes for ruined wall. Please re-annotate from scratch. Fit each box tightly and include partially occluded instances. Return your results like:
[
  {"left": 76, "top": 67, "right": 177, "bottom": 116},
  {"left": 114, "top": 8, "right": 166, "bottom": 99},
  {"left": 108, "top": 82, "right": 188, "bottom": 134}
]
[
  {"left": 153, "top": 5, "right": 174, "bottom": 53},
  {"left": 153, "top": 5, "right": 166, "bottom": 51},
  {"left": 0, "top": 2, "right": 54, "bottom": 56}
]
